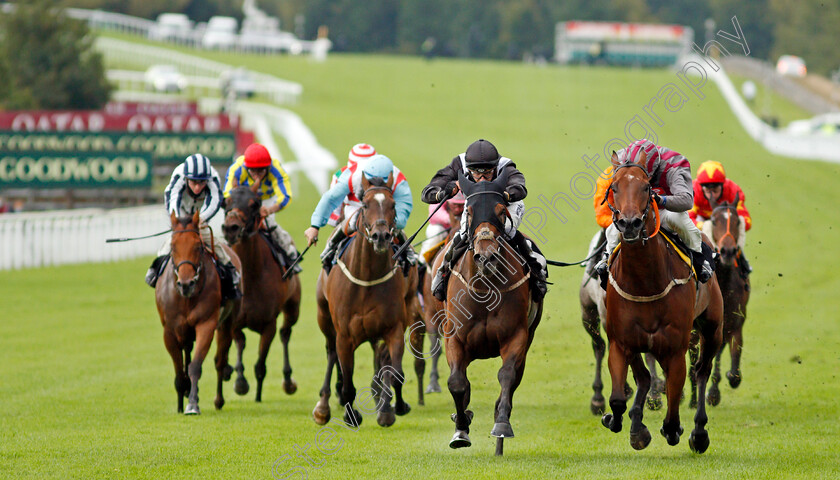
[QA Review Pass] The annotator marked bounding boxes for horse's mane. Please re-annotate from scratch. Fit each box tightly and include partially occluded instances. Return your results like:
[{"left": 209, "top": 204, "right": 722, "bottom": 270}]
[
  {"left": 226, "top": 186, "right": 262, "bottom": 210},
  {"left": 176, "top": 215, "right": 197, "bottom": 228}
]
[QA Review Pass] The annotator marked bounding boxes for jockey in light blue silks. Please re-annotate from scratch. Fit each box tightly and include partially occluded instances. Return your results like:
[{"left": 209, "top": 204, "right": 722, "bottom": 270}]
[{"left": 303, "top": 154, "right": 416, "bottom": 273}]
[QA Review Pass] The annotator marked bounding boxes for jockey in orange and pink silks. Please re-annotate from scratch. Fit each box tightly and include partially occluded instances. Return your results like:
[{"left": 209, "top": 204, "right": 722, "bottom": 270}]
[{"left": 594, "top": 139, "right": 716, "bottom": 287}]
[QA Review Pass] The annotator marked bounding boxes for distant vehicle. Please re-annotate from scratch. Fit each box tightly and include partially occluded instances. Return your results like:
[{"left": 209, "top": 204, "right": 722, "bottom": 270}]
[
  {"left": 148, "top": 13, "right": 193, "bottom": 43},
  {"left": 786, "top": 113, "right": 840, "bottom": 135},
  {"left": 776, "top": 55, "right": 807, "bottom": 77},
  {"left": 202, "top": 16, "right": 238, "bottom": 50},
  {"left": 238, "top": 16, "right": 301, "bottom": 53},
  {"left": 144, "top": 65, "right": 187, "bottom": 93},
  {"left": 220, "top": 68, "right": 256, "bottom": 98}
]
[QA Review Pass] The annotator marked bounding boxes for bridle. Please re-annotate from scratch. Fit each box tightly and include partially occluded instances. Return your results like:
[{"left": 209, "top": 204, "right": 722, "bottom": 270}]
[
  {"left": 602, "top": 163, "right": 659, "bottom": 244},
  {"left": 464, "top": 190, "right": 507, "bottom": 249},
  {"left": 712, "top": 204, "right": 738, "bottom": 251},
  {"left": 359, "top": 186, "right": 396, "bottom": 244},
  {"left": 171, "top": 228, "right": 204, "bottom": 283}
]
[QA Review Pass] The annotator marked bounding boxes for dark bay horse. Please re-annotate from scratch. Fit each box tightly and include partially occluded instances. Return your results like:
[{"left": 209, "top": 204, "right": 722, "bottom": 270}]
[
  {"left": 312, "top": 175, "right": 420, "bottom": 427},
  {"left": 221, "top": 182, "right": 302, "bottom": 402},
  {"left": 601, "top": 156, "right": 722, "bottom": 453},
  {"left": 445, "top": 170, "right": 542, "bottom": 456},
  {"left": 155, "top": 211, "right": 241, "bottom": 414},
  {"left": 579, "top": 231, "right": 665, "bottom": 414},
  {"left": 704, "top": 195, "right": 750, "bottom": 406}
]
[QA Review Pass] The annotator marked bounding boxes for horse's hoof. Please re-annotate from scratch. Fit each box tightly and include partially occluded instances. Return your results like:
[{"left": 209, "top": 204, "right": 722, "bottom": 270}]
[
  {"left": 222, "top": 365, "right": 233, "bottom": 381},
  {"left": 283, "top": 379, "right": 298, "bottom": 395},
  {"left": 312, "top": 405, "right": 331, "bottom": 425},
  {"left": 630, "top": 426, "right": 652, "bottom": 450},
  {"left": 395, "top": 401, "right": 411, "bottom": 416},
  {"left": 490, "top": 422, "right": 514, "bottom": 438},
  {"left": 214, "top": 398, "right": 225, "bottom": 411},
  {"left": 601, "top": 413, "right": 618, "bottom": 432},
  {"left": 234, "top": 378, "right": 249, "bottom": 396},
  {"left": 425, "top": 381, "right": 442, "bottom": 394},
  {"left": 727, "top": 371, "right": 742, "bottom": 389},
  {"left": 646, "top": 395, "right": 663, "bottom": 411},
  {"left": 343, "top": 408, "right": 363, "bottom": 427},
  {"left": 660, "top": 425, "right": 684, "bottom": 446},
  {"left": 591, "top": 399, "right": 606, "bottom": 416},
  {"left": 449, "top": 430, "right": 471, "bottom": 449},
  {"left": 707, "top": 388, "right": 721, "bottom": 407},
  {"left": 451, "top": 410, "right": 474, "bottom": 424},
  {"left": 184, "top": 404, "right": 200, "bottom": 415},
  {"left": 377, "top": 410, "right": 396, "bottom": 427},
  {"left": 689, "top": 429, "right": 710, "bottom": 454}
]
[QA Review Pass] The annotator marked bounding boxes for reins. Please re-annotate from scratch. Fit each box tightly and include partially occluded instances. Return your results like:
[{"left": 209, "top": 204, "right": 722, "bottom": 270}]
[{"left": 337, "top": 186, "right": 400, "bottom": 287}]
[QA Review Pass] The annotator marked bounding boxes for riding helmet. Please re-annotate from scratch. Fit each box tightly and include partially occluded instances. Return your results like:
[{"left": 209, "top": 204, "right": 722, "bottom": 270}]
[
  {"left": 464, "top": 139, "right": 500, "bottom": 169},
  {"left": 183, "top": 153, "right": 213, "bottom": 181},
  {"left": 243, "top": 143, "right": 272, "bottom": 168},
  {"left": 696, "top": 160, "right": 727, "bottom": 185},
  {"left": 362, "top": 154, "right": 394, "bottom": 181},
  {"left": 348, "top": 143, "right": 376, "bottom": 167}
]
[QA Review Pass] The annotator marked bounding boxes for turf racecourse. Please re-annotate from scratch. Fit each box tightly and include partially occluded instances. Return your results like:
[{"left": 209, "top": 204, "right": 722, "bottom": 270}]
[{"left": 3, "top": 47, "right": 840, "bottom": 479}]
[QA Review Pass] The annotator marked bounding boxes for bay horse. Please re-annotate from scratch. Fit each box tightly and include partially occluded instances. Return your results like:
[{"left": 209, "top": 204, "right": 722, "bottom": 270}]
[
  {"left": 155, "top": 211, "right": 241, "bottom": 414},
  {"left": 445, "top": 170, "right": 542, "bottom": 456},
  {"left": 312, "top": 174, "right": 420, "bottom": 427},
  {"left": 580, "top": 230, "right": 665, "bottom": 414},
  {"left": 221, "top": 181, "right": 302, "bottom": 402},
  {"left": 703, "top": 195, "right": 750, "bottom": 406},
  {"left": 600, "top": 155, "right": 722, "bottom": 453}
]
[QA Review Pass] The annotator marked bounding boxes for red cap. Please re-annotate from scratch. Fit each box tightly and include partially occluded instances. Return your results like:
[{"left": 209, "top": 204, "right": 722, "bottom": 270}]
[{"left": 244, "top": 143, "right": 271, "bottom": 168}]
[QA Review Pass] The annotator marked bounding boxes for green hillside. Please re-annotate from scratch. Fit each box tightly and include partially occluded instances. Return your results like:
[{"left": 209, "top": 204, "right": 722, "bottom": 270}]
[{"left": 2, "top": 47, "right": 840, "bottom": 479}]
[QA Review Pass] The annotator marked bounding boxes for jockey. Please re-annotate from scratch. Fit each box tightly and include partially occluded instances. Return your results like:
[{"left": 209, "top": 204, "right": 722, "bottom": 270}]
[
  {"left": 144, "top": 153, "right": 241, "bottom": 300},
  {"left": 594, "top": 139, "right": 716, "bottom": 287},
  {"left": 690, "top": 160, "right": 752, "bottom": 277},
  {"left": 303, "top": 154, "right": 416, "bottom": 272},
  {"left": 325, "top": 143, "right": 377, "bottom": 227},
  {"left": 419, "top": 192, "right": 466, "bottom": 260},
  {"left": 223, "top": 143, "right": 301, "bottom": 274},
  {"left": 421, "top": 139, "right": 547, "bottom": 302}
]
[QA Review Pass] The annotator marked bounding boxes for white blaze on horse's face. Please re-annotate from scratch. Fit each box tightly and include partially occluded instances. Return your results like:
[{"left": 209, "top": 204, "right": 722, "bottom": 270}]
[{"left": 374, "top": 192, "right": 386, "bottom": 208}]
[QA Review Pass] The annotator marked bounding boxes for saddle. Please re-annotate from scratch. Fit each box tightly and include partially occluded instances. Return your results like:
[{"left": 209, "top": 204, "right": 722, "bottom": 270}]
[
  {"left": 608, "top": 228, "right": 695, "bottom": 277},
  {"left": 259, "top": 228, "right": 295, "bottom": 270}
]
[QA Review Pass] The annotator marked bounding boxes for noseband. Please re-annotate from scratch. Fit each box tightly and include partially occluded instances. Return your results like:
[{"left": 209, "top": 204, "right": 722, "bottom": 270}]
[
  {"left": 602, "top": 163, "right": 657, "bottom": 243},
  {"left": 712, "top": 205, "right": 739, "bottom": 252},
  {"left": 224, "top": 207, "right": 259, "bottom": 239}
]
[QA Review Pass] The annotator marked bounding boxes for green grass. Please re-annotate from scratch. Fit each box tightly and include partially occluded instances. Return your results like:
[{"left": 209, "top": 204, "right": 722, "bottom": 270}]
[
  {"left": 3, "top": 37, "right": 840, "bottom": 479},
  {"left": 727, "top": 73, "right": 813, "bottom": 127}
]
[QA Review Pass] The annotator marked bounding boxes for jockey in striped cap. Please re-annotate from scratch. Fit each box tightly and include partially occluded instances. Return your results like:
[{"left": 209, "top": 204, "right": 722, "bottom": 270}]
[
  {"left": 594, "top": 139, "right": 715, "bottom": 288},
  {"left": 145, "top": 153, "right": 241, "bottom": 300}
]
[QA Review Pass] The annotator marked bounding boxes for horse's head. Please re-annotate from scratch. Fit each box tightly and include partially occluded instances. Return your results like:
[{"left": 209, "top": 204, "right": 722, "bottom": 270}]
[
  {"left": 222, "top": 180, "right": 262, "bottom": 245},
  {"left": 710, "top": 192, "right": 741, "bottom": 266},
  {"left": 359, "top": 174, "right": 396, "bottom": 254},
  {"left": 607, "top": 151, "right": 655, "bottom": 244},
  {"left": 458, "top": 168, "right": 509, "bottom": 276},
  {"left": 170, "top": 211, "right": 204, "bottom": 298}
]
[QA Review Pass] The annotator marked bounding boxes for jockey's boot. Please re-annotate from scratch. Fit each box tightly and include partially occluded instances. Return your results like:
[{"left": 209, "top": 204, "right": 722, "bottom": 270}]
[
  {"left": 511, "top": 232, "right": 547, "bottom": 302},
  {"left": 738, "top": 252, "right": 752, "bottom": 280},
  {"left": 594, "top": 251, "right": 609, "bottom": 290},
  {"left": 145, "top": 255, "right": 168, "bottom": 287},
  {"left": 320, "top": 228, "right": 347, "bottom": 273},
  {"left": 220, "top": 262, "right": 242, "bottom": 301},
  {"left": 395, "top": 230, "right": 418, "bottom": 276},
  {"left": 287, "top": 250, "right": 303, "bottom": 275},
  {"left": 693, "top": 243, "right": 716, "bottom": 283},
  {"left": 431, "top": 233, "right": 467, "bottom": 301}
]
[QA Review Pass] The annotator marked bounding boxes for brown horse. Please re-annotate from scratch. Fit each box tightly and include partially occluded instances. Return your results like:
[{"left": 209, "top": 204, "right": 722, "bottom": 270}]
[
  {"left": 312, "top": 176, "right": 419, "bottom": 427},
  {"left": 579, "top": 230, "right": 665, "bottom": 414},
  {"left": 445, "top": 170, "right": 542, "bottom": 456},
  {"left": 418, "top": 199, "right": 464, "bottom": 395},
  {"left": 703, "top": 196, "right": 750, "bottom": 406},
  {"left": 155, "top": 211, "right": 241, "bottom": 414},
  {"left": 601, "top": 156, "right": 722, "bottom": 453},
  {"left": 221, "top": 182, "right": 302, "bottom": 402}
]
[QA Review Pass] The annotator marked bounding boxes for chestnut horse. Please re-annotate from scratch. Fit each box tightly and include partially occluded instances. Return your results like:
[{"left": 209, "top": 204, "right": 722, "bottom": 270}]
[
  {"left": 601, "top": 157, "right": 722, "bottom": 453},
  {"left": 704, "top": 196, "right": 750, "bottom": 406},
  {"left": 445, "top": 170, "right": 542, "bottom": 456},
  {"left": 155, "top": 211, "right": 241, "bottom": 414},
  {"left": 312, "top": 175, "right": 420, "bottom": 427},
  {"left": 221, "top": 182, "right": 302, "bottom": 402}
]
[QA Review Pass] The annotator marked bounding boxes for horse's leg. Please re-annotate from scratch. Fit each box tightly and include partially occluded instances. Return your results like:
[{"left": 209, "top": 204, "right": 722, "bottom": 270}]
[
  {"left": 370, "top": 341, "right": 383, "bottom": 403},
  {"left": 690, "top": 313, "right": 723, "bottom": 454},
  {"left": 279, "top": 299, "right": 300, "bottom": 395},
  {"left": 214, "top": 321, "right": 234, "bottom": 410},
  {"left": 491, "top": 329, "right": 528, "bottom": 456},
  {"left": 233, "top": 328, "right": 249, "bottom": 395},
  {"left": 375, "top": 329, "right": 404, "bottom": 427},
  {"left": 409, "top": 312, "right": 426, "bottom": 406},
  {"left": 337, "top": 337, "right": 362, "bottom": 427},
  {"left": 425, "top": 320, "right": 442, "bottom": 394},
  {"left": 581, "top": 304, "right": 606, "bottom": 415},
  {"left": 163, "top": 329, "right": 188, "bottom": 413},
  {"left": 688, "top": 329, "right": 699, "bottom": 409},
  {"left": 447, "top": 340, "right": 472, "bottom": 449},
  {"left": 707, "top": 331, "right": 726, "bottom": 407},
  {"left": 313, "top": 338, "right": 337, "bottom": 425},
  {"left": 660, "top": 352, "right": 687, "bottom": 446},
  {"left": 185, "top": 320, "right": 216, "bottom": 415},
  {"left": 254, "top": 320, "right": 277, "bottom": 402},
  {"left": 601, "top": 341, "right": 628, "bottom": 433},
  {"left": 628, "top": 354, "right": 653, "bottom": 450},
  {"left": 727, "top": 326, "right": 744, "bottom": 388},
  {"left": 389, "top": 326, "right": 411, "bottom": 418},
  {"left": 645, "top": 353, "right": 663, "bottom": 411}
]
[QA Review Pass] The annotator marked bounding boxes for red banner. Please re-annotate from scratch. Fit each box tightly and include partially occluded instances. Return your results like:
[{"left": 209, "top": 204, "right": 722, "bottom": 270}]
[{"left": 0, "top": 110, "right": 240, "bottom": 134}]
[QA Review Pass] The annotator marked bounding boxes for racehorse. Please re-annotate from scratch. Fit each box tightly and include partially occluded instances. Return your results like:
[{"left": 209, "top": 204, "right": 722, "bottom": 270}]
[
  {"left": 312, "top": 174, "right": 420, "bottom": 427},
  {"left": 580, "top": 230, "right": 665, "bottom": 414},
  {"left": 600, "top": 155, "right": 722, "bottom": 453},
  {"left": 703, "top": 195, "right": 750, "bottom": 406},
  {"left": 445, "top": 170, "right": 542, "bottom": 456},
  {"left": 419, "top": 198, "right": 464, "bottom": 395},
  {"left": 221, "top": 181, "right": 302, "bottom": 402},
  {"left": 155, "top": 211, "right": 241, "bottom": 414}
]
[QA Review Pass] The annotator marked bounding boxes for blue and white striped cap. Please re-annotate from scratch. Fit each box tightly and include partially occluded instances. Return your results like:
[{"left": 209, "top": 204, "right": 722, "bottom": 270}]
[{"left": 183, "top": 153, "right": 212, "bottom": 180}]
